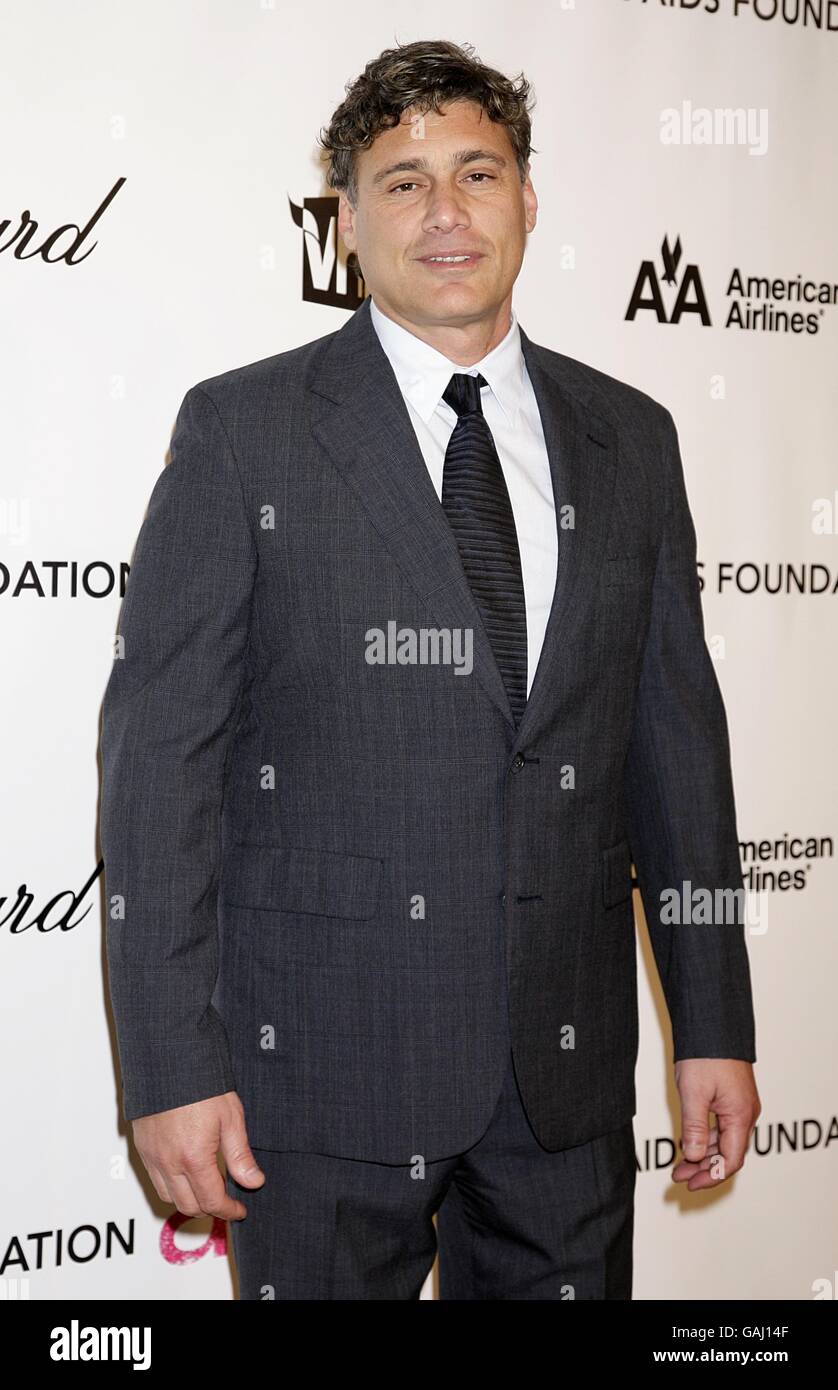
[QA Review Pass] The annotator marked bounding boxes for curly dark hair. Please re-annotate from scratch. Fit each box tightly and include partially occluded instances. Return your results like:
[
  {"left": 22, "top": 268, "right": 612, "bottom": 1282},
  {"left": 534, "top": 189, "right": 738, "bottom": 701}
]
[{"left": 317, "top": 39, "right": 536, "bottom": 206}]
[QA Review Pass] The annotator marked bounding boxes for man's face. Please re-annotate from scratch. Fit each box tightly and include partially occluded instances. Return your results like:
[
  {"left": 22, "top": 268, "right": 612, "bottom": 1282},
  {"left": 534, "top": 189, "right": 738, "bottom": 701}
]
[{"left": 339, "top": 98, "right": 537, "bottom": 333}]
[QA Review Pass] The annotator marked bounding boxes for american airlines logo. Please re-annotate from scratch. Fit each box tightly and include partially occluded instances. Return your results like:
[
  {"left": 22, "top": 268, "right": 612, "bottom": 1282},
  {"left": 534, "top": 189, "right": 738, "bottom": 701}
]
[
  {"left": 626, "top": 234, "right": 836, "bottom": 336},
  {"left": 625, "top": 235, "right": 711, "bottom": 325},
  {"left": 288, "top": 194, "right": 365, "bottom": 309}
]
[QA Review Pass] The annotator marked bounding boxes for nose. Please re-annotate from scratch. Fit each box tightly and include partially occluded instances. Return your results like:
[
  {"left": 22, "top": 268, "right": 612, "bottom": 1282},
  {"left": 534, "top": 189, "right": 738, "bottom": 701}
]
[{"left": 421, "top": 182, "right": 471, "bottom": 235}]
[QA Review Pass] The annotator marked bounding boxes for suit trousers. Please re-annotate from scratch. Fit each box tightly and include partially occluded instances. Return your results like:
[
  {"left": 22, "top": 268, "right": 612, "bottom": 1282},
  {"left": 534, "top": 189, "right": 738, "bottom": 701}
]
[{"left": 225, "top": 1046, "right": 637, "bottom": 1300}]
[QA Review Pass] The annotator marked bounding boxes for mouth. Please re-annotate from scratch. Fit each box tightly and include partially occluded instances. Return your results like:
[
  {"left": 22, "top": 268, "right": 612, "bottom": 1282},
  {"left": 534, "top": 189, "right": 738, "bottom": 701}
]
[{"left": 416, "top": 252, "right": 484, "bottom": 272}]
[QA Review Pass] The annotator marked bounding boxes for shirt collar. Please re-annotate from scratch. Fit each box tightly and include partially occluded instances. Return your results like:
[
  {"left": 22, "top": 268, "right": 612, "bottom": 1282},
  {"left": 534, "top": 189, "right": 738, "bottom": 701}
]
[{"left": 369, "top": 294, "right": 526, "bottom": 428}]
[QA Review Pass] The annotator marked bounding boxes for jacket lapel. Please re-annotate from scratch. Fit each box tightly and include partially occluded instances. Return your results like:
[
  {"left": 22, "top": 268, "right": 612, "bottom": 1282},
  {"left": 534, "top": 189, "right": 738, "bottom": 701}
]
[
  {"left": 308, "top": 297, "right": 619, "bottom": 744},
  {"left": 309, "top": 298, "right": 515, "bottom": 727},
  {"left": 513, "top": 330, "right": 619, "bottom": 752}
]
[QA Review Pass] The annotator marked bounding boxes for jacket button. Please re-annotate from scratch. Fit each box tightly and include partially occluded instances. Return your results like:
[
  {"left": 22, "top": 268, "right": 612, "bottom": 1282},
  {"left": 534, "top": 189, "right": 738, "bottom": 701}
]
[
  {"left": 510, "top": 754, "right": 525, "bottom": 773},
  {"left": 500, "top": 891, "right": 507, "bottom": 907}
]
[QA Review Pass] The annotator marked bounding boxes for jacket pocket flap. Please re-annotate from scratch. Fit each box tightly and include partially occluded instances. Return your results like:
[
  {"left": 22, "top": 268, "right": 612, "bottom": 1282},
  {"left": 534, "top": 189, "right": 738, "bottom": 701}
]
[
  {"left": 604, "top": 555, "right": 645, "bottom": 585},
  {"left": 222, "top": 843, "right": 383, "bottom": 919},
  {"left": 602, "top": 838, "right": 634, "bottom": 908}
]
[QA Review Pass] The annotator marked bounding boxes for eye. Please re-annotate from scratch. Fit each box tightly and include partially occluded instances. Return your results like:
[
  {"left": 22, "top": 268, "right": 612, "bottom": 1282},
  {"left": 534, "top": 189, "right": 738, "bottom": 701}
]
[{"left": 387, "top": 172, "right": 497, "bottom": 194}]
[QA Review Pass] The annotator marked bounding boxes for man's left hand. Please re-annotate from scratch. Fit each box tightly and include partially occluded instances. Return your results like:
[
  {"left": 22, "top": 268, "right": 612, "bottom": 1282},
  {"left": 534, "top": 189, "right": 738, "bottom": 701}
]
[{"left": 671, "top": 1059, "right": 761, "bottom": 1190}]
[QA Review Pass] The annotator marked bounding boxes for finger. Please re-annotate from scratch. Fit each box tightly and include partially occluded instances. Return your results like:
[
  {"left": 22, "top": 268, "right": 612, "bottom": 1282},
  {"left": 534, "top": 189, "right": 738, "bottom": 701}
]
[
  {"left": 147, "top": 1163, "right": 173, "bottom": 1205},
  {"left": 717, "top": 1113, "right": 751, "bottom": 1176},
  {"left": 679, "top": 1095, "right": 712, "bottom": 1162},
  {"left": 674, "top": 1127, "right": 719, "bottom": 1162},
  {"left": 672, "top": 1157, "right": 706, "bottom": 1182},
  {"left": 672, "top": 1126, "right": 720, "bottom": 1180},
  {"left": 219, "top": 1113, "right": 266, "bottom": 1190},
  {"left": 683, "top": 1141, "right": 734, "bottom": 1189},
  {"left": 168, "top": 1172, "right": 204, "bottom": 1217},
  {"left": 672, "top": 1156, "right": 714, "bottom": 1182},
  {"left": 687, "top": 1151, "right": 731, "bottom": 1190},
  {"left": 686, "top": 1170, "right": 720, "bottom": 1191},
  {"left": 185, "top": 1157, "right": 249, "bottom": 1222}
]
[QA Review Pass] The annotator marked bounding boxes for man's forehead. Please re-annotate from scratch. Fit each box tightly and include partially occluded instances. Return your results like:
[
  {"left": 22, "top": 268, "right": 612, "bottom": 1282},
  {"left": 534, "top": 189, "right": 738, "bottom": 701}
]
[{"left": 363, "top": 101, "right": 509, "bottom": 165}]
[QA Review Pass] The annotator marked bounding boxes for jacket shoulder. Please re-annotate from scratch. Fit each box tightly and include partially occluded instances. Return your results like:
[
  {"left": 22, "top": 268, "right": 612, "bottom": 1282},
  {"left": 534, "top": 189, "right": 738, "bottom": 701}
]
[
  {"left": 533, "top": 342, "right": 674, "bottom": 435},
  {"left": 185, "top": 323, "right": 340, "bottom": 415}
]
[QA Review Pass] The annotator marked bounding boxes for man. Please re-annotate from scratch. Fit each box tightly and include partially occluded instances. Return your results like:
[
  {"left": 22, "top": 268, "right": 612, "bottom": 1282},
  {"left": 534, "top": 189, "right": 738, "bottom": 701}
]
[{"left": 100, "top": 39, "right": 760, "bottom": 1301}]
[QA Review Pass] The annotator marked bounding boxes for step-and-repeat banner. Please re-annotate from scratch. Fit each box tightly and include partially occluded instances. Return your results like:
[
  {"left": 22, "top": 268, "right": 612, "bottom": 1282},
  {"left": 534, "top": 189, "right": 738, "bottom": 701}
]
[{"left": 2, "top": 1, "right": 836, "bottom": 1300}]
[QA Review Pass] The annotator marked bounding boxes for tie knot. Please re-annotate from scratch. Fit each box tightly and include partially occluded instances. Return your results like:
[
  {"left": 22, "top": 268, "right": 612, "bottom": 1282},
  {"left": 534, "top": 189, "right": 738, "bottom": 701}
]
[{"left": 442, "top": 372, "right": 487, "bottom": 419}]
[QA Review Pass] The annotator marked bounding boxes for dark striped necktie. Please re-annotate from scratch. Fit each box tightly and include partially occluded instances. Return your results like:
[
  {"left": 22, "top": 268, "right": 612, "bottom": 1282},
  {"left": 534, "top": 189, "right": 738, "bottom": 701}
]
[{"left": 440, "top": 371, "right": 528, "bottom": 726}]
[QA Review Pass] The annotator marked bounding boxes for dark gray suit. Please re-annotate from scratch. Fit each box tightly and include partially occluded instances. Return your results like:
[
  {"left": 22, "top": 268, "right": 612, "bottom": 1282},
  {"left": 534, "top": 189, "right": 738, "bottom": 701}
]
[{"left": 100, "top": 295, "right": 755, "bottom": 1295}]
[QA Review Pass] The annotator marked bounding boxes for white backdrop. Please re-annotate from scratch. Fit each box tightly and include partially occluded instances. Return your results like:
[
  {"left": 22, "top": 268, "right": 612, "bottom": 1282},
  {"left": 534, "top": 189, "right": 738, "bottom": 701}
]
[{"left": 2, "top": 0, "right": 836, "bottom": 1301}]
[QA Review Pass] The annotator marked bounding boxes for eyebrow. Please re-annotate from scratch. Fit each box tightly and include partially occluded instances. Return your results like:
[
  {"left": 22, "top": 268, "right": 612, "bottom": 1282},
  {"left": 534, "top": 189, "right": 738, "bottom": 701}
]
[{"left": 371, "top": 148, "right": 508, "bottom": 187}]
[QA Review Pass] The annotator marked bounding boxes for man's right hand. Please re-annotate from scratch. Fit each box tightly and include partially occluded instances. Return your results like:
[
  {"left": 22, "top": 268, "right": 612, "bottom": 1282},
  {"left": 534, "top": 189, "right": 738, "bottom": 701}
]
[{"left": 132, "top": 1091, "right": 266, "bottom": 1220}]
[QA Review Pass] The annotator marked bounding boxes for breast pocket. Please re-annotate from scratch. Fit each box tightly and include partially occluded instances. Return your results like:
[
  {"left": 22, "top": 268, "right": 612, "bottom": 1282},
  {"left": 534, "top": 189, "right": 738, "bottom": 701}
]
[
  {"left": 221, "top": 842, "right": 383, "bottom": 920},
  {"left": 603, "top": 554, "right": 649, "bottom": 587}
]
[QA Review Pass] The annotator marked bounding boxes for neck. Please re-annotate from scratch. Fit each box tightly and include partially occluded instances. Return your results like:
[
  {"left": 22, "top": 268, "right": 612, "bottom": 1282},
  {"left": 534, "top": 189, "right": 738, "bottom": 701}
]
[{"left": 370, "top": 294, "right": 512, "bottom": 366}]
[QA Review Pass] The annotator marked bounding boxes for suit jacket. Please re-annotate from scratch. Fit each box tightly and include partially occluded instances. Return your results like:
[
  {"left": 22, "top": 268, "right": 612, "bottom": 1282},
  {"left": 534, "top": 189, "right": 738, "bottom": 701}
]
[{"left": 99, "top": 295, "right": 756, "bottom": 1163}]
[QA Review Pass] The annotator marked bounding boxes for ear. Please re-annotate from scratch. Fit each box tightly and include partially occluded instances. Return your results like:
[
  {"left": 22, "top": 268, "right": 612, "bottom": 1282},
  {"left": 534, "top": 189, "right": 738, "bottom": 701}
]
[
  {"left": 338, "top": 192, "right": 357, "bottom": 252},
  {"left": 522, "top": 170, "right": 538, "bottom": 234}
]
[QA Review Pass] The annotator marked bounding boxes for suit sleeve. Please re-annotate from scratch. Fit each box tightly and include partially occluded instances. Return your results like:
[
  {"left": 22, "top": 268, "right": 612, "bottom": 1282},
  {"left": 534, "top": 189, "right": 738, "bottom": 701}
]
[
  {"left": 622, "top": 406, "right": 757, "bottom": 1064},
  {"left": 100, "top": 384, "right": 257, "bottom": 1121}
]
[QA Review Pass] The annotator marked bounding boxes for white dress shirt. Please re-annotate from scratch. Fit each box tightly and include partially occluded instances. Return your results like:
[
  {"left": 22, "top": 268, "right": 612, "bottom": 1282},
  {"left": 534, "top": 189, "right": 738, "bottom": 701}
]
[{"left": 369, "top": 294, "right": 558, "bottom": 699}]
